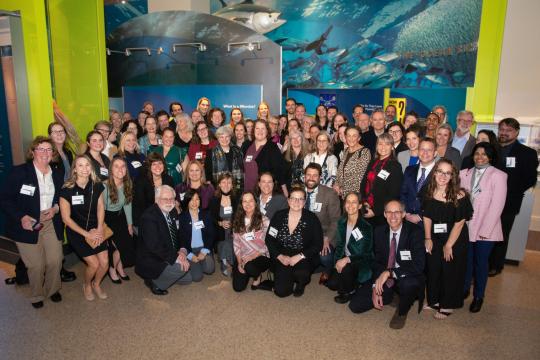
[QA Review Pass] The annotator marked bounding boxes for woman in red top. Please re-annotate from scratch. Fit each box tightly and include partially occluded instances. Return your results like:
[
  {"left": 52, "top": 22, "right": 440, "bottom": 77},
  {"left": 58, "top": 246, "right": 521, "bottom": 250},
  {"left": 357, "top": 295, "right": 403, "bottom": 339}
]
[{"left": 188, "top": 120, "right": 217, "bottom": 163}]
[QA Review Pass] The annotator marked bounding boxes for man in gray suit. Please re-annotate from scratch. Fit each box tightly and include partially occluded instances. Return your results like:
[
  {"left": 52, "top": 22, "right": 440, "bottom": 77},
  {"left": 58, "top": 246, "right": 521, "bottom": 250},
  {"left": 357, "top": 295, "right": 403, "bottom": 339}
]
[
  {"left": 451, "top": 110, "right": 476, "bottom": 159},
  {"left": 304, "top": 163, "right": 342, "bottom": 283}
]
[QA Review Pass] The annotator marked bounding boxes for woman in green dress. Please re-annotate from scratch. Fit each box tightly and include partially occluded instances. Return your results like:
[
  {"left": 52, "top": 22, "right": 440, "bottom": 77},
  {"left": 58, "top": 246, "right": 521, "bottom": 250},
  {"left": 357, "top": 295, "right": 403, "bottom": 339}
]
[{"left": 150, "top": 128, "right": 188, "bottom": 186}]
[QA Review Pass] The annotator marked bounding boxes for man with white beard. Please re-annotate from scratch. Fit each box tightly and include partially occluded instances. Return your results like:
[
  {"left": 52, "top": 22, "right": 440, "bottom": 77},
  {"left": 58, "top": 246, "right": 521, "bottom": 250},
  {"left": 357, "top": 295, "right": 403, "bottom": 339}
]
[{"left": 451, "top": 110, "right": 476, "bottom": 159}]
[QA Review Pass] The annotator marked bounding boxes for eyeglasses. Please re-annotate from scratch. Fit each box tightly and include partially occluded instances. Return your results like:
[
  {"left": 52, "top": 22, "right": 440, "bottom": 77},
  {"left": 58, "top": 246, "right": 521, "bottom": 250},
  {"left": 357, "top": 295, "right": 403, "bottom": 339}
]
[
  {"left": 384, "top": 210, "right": 403, "bottom": 216},
  {"left": 435, "top": 169, "right": 452, "bottom": 177},
  {"left": 50, "top": 130, "right": 65, "bottom": 134},
  {"left": 289, "top": 197, "right": 305, "bottom": 203},
  {"left": 388, "top": 130, "right": 402, "bottom": 135},
  {"left": 97, "top": 128, "right": 111, "bottom": 134},
  {"left": 160, "top": 197, "right": 175, "bottom": 202},
  {"left": 35, "top": 147, "right": 53, "bottom": 153}
]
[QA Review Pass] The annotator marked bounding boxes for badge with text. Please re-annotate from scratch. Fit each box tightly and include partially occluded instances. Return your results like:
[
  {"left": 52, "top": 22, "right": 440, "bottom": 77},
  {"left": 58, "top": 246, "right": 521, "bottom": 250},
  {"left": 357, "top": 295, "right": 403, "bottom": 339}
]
[
  {"left": 20, "top": 184, "right": 36, "bottom": 196},
  {"left": 131, "top": 161, "right": 142, "bottom": 168},
  {"left": 223, "top": 206, "right": 233, "bottom": 215},
  {"left": 377, "top": 169, "right": 390, "bottom": 180},
  {"left": 506, "top": 157, "right": 516, "bottom": 168},
  {"left": 194, "top": 220, "right": 205, "bottom": 230},
  {"left": 310, "top": 202, "right": 322, "bottom": 212},
  {"left": 434, "top": 223, "right": 447, "bottom": 233},
  {"left": 179, "top": 193, "right": 185, "bottom": 201},
  {"left": 400, "top": 250, "right": 412, "bottom": 261},
  {"left": 100, "top": 167, "right": 109, "bottom": 176},
  {"left": 352, "top": 228, "right": 363, "bottom": 241},
  {"left": 72, "top": 195, "right": 84, "bottom": 205},
  {"left": 244, "top": 232, "right": 255, "bottom": 241},
  {"left": 268, "top": 226, "right": 278, "bottom": 237},
  {"left": 195, "top": 152, "right": 203, "bottom": 160},
  {"left": 245, "top": 155, "right": 253, "bottom": 162}
]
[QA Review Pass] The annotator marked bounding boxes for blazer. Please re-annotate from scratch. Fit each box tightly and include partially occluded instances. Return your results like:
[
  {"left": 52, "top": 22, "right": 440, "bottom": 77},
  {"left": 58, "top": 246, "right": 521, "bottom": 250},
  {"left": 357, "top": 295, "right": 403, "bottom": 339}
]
[
  {"left": 50, "top": 148, "right": 73, "bottom": 180},
  {"left": 209, "top": 194, "right": 239, "bottom": 243},
  {"left": 334, "top": 216, "right": 374, "bottom": 284},
  {"left": 397, "top": 150, "right": 419, "bottom": 173},
  {"left": 259, "top": 193, "right": 288, "bottom": 221},
  {"left": 360, "top": 158, "right": 403, "bottom": 217},
  {"left": 442, "top": 146, "right": 462, "bottom": 169},
  {"left": 132, "top": 173, "right": 174, "bottom": 226},
  {"left": 306, "top": 185, "right": 341, "bottom": 246},
  {"left": 372, "top": 221, "right": 425, "bottom": 281},
  {"left": 253, "top": 141, "right": 286, "bottom": 186},
  {"left": 460, "top": 166, "right": 507, "bottom": 242},
  {"left": 361, "top": 128, "right": 377, "bottom": 154},
  {"left": 0, "top": 162, "right": 65, "bottom": 244},
  {"left": 496, "top": 141, "right": 539, "bottom": 215},
  {"left": 461, "top": 134, "right": 476, "bottom": 159},
  {"left": 178, "top": 209, "right": 215, "bottom": 253},
  {"left": 394, "top": 141, "right": 408, "bottom": 154},
  {"left": 400, "top": 163, "right": 432, "bottom": 216},
  {"left": 87, "top": 151, "right": 111, "bottom": 181},
  {"left": 135, "top": 204, "right": 185, "bottom": 280}
]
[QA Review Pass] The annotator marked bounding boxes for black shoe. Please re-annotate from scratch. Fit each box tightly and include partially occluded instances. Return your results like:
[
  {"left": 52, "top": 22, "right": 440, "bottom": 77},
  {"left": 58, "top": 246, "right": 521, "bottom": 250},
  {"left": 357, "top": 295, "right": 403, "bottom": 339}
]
[
  {"left": 251, "top": 279, "right": 273, "bottom": 291},
  {"left": 119, "top": 274, "right": 130, "bottom": 281},
  {"left": 4, "top": 277, "right": 16, "bottom": 285},
  {"left": 60, "top": 268, "right": 76, "bottom": 282},
  {"left": 334, "top": 293, "right": 351, "bottom": 304},
  {"left": 463, "top": 289, "right": 470, "bottom": 300},
  {"left": 389, "top": 311, "right": 408, "bottom": 330},
  {"left": 293, "top": 284, "right": 305, "bottom": 297},
  {"left": 469, "top": 298, "right": 483, "bottom": 313},
  {"left": 144, "top": 279, "right": 168, "bottom": 295},
  {"left": 488, "top": 269, "right": 501, "bottom": 277},
  {"left": 50, "top": 292, "right": 62, "bottom": 303},
  {"left": 32, "top": 301, "right": 44, "bottom": 309},
  {"left": 108, "top": 271, "right": 122, "bottom": 284}
]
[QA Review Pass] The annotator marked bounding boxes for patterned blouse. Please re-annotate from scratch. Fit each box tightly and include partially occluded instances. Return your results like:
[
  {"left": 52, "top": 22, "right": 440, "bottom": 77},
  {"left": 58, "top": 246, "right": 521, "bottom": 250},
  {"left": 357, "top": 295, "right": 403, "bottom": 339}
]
[{"left": 336, "top": 147, "right": 371, "bottom": 198}]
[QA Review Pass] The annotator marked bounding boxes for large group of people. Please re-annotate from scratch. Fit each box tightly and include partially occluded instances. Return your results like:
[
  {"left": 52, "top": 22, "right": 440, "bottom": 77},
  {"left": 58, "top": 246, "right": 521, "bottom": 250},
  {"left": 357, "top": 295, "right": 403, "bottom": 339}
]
[{"left": 1, "top": 98, "right": 537, "bottom": 330}]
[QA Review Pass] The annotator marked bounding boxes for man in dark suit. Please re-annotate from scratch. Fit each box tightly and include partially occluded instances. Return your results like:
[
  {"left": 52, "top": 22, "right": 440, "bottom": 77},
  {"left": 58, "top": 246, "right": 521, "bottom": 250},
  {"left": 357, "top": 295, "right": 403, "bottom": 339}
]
[
  {"left": 400, "top": 138, "right": 437, "bottom": 226},
  {"left": 135, "top": 185, "right": 192, "bottom": 295},
  {"left": 348, "top": 200, "right": 425, "bottom": 329},
  {"left": 489, "top": 118, "right": 539, "bottom": 276},
  {"left": 303, "top": 163, "right": 341, "bottom": 283}
]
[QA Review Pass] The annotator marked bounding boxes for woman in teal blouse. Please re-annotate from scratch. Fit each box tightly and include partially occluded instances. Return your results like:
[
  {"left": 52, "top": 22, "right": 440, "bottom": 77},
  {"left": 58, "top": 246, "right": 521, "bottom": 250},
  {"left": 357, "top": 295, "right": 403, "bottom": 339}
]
[
  {"left": 327, "top": 192, "right": 374, "bottom": 304},
  {"left": 151, "top": 128, "right": 187, "bottom": 186}
]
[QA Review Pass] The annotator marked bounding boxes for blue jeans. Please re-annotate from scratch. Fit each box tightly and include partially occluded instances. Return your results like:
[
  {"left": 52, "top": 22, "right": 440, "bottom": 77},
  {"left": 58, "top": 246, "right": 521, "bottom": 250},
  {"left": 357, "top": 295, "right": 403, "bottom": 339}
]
[
  {"left": 318, "top": 245, "right": 335, "bottom": 274},
  {"left": 464, "top": 241, "right": 494, "bottom": 299}
]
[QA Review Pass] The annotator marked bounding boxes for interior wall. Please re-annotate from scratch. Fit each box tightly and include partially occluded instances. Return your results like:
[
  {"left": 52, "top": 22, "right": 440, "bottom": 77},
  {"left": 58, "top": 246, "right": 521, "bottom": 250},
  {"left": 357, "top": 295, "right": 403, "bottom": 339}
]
[{"left": 148, "top": 0, "right": 209, "bottom": 13}]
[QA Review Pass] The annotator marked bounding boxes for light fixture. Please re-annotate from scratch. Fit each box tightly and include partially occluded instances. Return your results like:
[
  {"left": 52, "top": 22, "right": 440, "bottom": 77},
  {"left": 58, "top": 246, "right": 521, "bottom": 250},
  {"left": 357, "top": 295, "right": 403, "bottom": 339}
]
[
  {"left": 227, "top": 41, "right": 261, "bottom": 52},
  {"left": 124, "top": 47, "right": 152, "bottom": 56},
  {"left": 172, "top": 43, "right": 207, "bottom": 53},
  {"left": 106, "top": 48, "right": 126, "bottom": 56}
]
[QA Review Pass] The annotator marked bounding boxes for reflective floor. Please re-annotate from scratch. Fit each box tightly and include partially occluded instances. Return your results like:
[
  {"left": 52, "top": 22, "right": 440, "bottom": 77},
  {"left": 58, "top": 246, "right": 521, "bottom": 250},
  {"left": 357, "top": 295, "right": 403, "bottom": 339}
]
[{"left": 1, "top": 251, "right": 539, "bottom": 360}]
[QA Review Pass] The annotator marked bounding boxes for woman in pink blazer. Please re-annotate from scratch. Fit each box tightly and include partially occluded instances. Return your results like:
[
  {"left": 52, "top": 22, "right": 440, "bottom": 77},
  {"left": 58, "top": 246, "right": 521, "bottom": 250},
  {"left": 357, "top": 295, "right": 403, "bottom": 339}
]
[{"left": 459, "top": 142, "right": 507, "bottom": 313}]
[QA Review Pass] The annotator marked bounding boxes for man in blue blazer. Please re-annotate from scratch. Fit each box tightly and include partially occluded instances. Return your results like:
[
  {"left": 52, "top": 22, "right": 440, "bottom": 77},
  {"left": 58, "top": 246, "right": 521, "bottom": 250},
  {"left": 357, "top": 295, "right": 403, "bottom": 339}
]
[
  {"left": 400, "top": 138, "right": 437, "bottom": 227},
  {"left": 348, "top": 200, "right": 425, "bottom": 329},
  {"left": 136, "top": 185, "right": 192, "bottom": 295}
]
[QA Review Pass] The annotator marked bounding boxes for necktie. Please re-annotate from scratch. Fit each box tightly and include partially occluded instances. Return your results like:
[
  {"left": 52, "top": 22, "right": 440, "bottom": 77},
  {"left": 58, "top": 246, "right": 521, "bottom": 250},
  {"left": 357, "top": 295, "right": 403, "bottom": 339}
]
[
  {"left": 416, "top": 167, "right": 426, "bottom": 192},
  {"left": 305, "top": 191, "right": 312, "bottom": 210},
  {"left": 166, "top": 214, "right": 180, "bottom": 251},
  {"left": 386, "top": 232, "right": 397, "bottom": 288}
]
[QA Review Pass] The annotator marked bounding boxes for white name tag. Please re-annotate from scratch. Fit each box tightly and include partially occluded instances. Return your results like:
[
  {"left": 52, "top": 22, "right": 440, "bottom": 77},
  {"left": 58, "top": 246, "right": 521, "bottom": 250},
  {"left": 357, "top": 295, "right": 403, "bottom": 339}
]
[
  {"left": 506, "top": 157, "right": 516, "bottom": 168},
  {"left": 223, "top": 206, "right": 233, "bottom": 215},
  {"left": 195, "top": 152, "right": 203, "bottom": 160},
  {"left": 244, "top": 232, "right": 255, "bottom": 241},
  {"left": 175, "top": 220, "right": 180, "bottom": 228},
  {"left": 245, "top": 155, "right": 253, "bottom": 162},
  {"left": 179, "top": 193, "right": 185, "bottom": 201},
  {"left": 72, "top": 195, "right": 84, "bottom": 205},
  {"left": 131, "top": 161, "right": 142, "bottom": 168},
  {"left": 194, "top": 220, "right": 205, "bottom": 230},
  {"left": 434, "top": 223, "right": 447, "bottom": 233},
  {"left": 158, "top": 139, "right": 163, "bottom": 145},
  {"left": 268, "top": 226, "right": 278, "bottom": 237},
  {"left": 100, "top": 167, "right": 109, "bottom": 176},
  {"left": 377, "top": 169, "right": 390, "bottom": 180},
  {"left": 400, "top": 250, "right": 412, "bottom": 261},
  {"left": 352, "top": 228, "right": 363, "bottom": 241},
  {"left": 20, "top": 184, "right": 36, "bottom": 196},
  {"left": 310, "top": 202, "right": 322, "bottom": 212}
]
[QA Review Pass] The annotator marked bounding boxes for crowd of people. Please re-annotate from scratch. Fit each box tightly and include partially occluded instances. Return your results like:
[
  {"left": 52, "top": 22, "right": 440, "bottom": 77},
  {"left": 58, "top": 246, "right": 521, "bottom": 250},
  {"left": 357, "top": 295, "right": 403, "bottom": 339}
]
[{"left": 1, "top": 98, "right": 538, "bottom": 330}]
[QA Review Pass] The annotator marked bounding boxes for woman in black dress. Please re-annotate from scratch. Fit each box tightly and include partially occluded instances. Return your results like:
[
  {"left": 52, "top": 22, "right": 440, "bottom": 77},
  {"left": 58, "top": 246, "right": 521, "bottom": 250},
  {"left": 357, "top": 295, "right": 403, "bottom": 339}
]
[
  {"left": 117, "top": 131, "right": 145, "bottom": 181},
  {"left": 423, "top": 158, "right": 473, "bottom": 319},
  {"left": 59, "top": 155, "right": 108, "bottom": 301},
  {"left": 85, "top": 130, "right": 110, "bottom": 181}
]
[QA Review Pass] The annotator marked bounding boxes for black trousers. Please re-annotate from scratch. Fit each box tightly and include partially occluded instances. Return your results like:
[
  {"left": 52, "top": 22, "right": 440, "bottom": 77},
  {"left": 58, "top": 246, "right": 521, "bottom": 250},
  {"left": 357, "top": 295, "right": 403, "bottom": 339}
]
[
  {"left": 348, "top": 276, "right": 423, "bottom": 316},
  {"left": 105, "top": 209, "right": 136, "bottom": 268},
  {"left": 273, "top": 258, "right": 312, "bottom": 297},
  {"left": 327, "top": 262, "right": 359, "bottom": 295},
  {"left": 489, "top": 211, "right": 516, "bottom": 272},
  {"left": 426, "top": 238, "right": 468, "bottom": 309},
  {"left": 232, "top": 256, "right": 271, "bottom": 292}
]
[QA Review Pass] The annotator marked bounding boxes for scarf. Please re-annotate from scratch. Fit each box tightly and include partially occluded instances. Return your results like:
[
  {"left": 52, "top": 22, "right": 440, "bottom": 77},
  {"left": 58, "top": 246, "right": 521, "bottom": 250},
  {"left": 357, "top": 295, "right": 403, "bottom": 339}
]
[{"left": 211, "top": 145, "right": 244, "bottom": 192}]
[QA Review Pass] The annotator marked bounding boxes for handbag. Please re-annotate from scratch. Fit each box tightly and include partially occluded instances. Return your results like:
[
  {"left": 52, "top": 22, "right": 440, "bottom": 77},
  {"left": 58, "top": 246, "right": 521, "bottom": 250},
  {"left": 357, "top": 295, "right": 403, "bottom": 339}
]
[{"left": 84, "top": 182, "right": 114, "bottom": 248}]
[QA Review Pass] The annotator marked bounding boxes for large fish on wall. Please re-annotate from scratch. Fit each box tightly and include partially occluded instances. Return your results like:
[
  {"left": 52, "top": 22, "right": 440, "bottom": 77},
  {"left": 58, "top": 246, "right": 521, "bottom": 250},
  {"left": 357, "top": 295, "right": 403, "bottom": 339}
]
[{"left": 213, "top": 0, "right": 286, "bottom": 34}]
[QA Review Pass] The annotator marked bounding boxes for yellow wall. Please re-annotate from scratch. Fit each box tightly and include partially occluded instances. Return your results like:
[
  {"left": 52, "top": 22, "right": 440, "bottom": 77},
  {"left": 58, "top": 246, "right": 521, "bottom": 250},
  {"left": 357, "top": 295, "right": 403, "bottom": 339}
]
[{"left": 466, "top": 0, "right": 508, "bottom": 122}]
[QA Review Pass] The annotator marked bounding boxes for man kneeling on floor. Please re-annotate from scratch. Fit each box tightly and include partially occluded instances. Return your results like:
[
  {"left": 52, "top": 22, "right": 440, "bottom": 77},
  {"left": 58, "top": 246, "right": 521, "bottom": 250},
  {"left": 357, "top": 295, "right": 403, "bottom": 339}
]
[
  {"left": 348, "top": 200, "right": 425, "bottom": 329},
  {"left": 136, "top": 185, "right": 192, "bottom": 295}
]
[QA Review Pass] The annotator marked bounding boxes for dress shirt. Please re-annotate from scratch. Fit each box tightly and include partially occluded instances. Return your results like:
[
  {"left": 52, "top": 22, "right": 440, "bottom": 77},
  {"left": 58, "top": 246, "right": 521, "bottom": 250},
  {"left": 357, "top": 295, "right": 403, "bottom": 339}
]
[
  {"left": 34, "top": 165, "right": 55, "bottom": 211},
  {"left": 452, "top": 131, "right": 470, "bottom": 154},
  {"left": 416, "top": 161, "right": 436, "bottom": 181},
  {"left": 389, "top": 224, "right": 403, "bottom": 270}
]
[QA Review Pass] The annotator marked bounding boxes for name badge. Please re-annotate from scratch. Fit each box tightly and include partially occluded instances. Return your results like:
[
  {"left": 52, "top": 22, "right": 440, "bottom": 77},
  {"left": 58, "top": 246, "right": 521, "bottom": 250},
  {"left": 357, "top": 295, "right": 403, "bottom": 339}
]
[
  {"left": 175, "top": 163, "right": 182, "bottom": 173},
  {"left": 377, "top": 169, "right": 390, "bottom": 180},
  {"left": 179, "top": 193, "right": 185, "bottom": 201},
  {"left": 434, "top": 223, "right": 447, "bottom": 233},
  {"left": 175, "top": 220, "right": 180, "bottom": 228},
  {"left": 72, "top": 195, "right": 84, "bottom": 205},
  {"left": 20, "top": 184, "right": 36, "bottom": 196},
  {"left": 310, "top": 202, "right": 322, "bottom": 212},
  {"left": 352, "top": 228, "right": 363, "bottom": 241},
  {"left": 194, "top": 220, "right": 205, "bottom": 230},
  {"left": 100, "top": 167, "right": 109, "bottom": 176},
  {"left": 400, "top": 250, "right": 412, "bottom": 261},
  {"left": 158, "top": 139, "right": 163, "bottom": 145},
  {"left": 268, "top": 226, "right": 278, "bottom": 237},
  {"left": 245, "top": 155, "right": 253, "bottom": 162},
  {"left": 223, "top": 206, "right": 233, "bottom": 215},
  {"left": 244, "top": 232, "right": 255, "bottom": 241},
  {"left": 131, "top": 161, "right": 142, "bottom": 168},
  {"left": 506, "top": 157, "right": 516, "bottom": 168},
  {"left": 195, "top": 152, "right": 203, "bottom": 160}
]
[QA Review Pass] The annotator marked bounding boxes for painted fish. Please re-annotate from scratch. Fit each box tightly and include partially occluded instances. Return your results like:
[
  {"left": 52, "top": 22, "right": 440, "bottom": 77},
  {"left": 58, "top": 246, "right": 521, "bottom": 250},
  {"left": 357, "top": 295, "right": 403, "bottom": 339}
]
[{"left": 214, "top": 0, "right": 286, "bottom": 34}]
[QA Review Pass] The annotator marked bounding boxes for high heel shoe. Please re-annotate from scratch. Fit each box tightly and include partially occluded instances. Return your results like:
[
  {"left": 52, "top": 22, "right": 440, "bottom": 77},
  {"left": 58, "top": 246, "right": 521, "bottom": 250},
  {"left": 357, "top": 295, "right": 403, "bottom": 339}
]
[
  {"left": 119, "top": 274, "right": 130, "bottom": 281},
  {"left": 83, "top": 283, "right": 95, "bottom": 301},
  {"left": 108, "top": 268, "right": 122, "bottom": 284},
  {"left": 92, "top": 282, "right": 108, "bottom": 300}
]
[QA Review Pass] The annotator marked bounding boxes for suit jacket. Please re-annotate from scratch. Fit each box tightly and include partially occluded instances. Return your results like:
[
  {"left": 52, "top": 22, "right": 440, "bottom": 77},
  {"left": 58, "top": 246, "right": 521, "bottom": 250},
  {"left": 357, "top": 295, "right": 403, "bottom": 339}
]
[
  {"left": 334, "top": 216, "right": 373, "bottom": 283},
  {"left": 372, "top": 221, "right": 425, "bottom": 281},
  {"left": 400, "top": 163, "right": 432, "bottom": 216},
  {"left": 306, "top": 185, "right": 341, "bottom": 246},
  {"left": 209, "top": 194, "right": 239, "bottom": 243},
  {"left": 361, "top": 128, "right": 377, "bottom": 154},
  {"left": 461, "top": 134, "right": 476, "bottom": 159},
  {"left": 0, "top": 162, "right": 64, "bottom": 244},
  {"left": 259, "top": 193, "right": 288, "bottom": 221},
  {"left": 443, "top": 146, "right": 462, "bottom": 169},
  {"left": 497, "top": 141, "right": 539, "bottom": 215},
  {"left": 460, "top": 166, "right": 507, "bottom": 241},
  {"left": 178, "top": 209, "right": 215, "bottom": 253},
  {"left": 361, "top": 158, "right": 403, "bottom": 217},
  {"left": 136, "top": 204, "right": 185, "bottom": 280}
]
